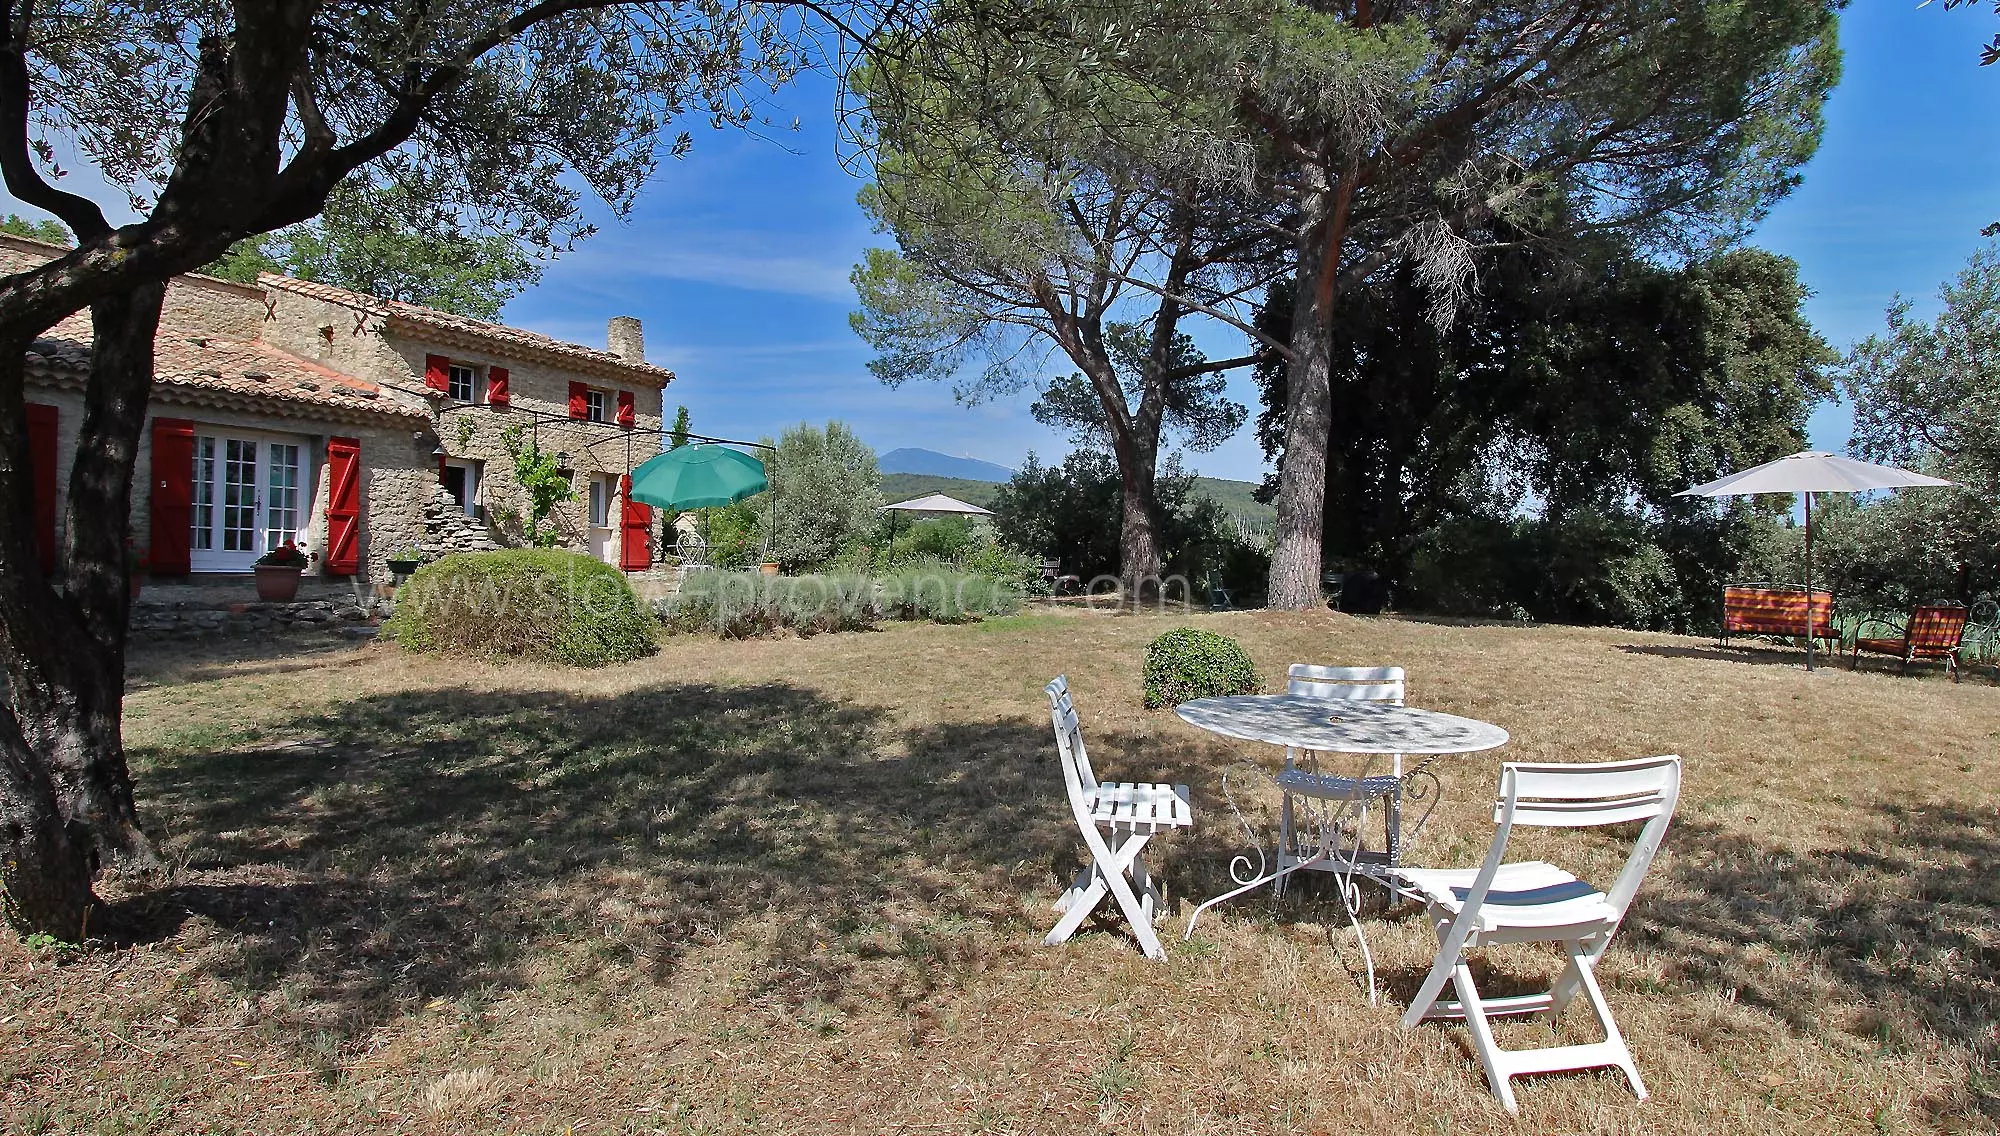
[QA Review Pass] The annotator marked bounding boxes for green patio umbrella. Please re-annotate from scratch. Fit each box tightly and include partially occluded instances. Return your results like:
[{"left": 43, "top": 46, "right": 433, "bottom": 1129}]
[{"left": 628, "top": 444, "right": 767, "bottom": 510}]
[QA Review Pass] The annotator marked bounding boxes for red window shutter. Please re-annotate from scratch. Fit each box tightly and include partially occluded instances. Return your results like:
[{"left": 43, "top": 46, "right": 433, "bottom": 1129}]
[
  {"left": 148, "top": 417, "right": 195, "bottom": 575},
  {"left": 486, "top": 366, "right": 510, "bottom": 406},
  {"left": 325, "top": 436, "right": 362, "bottom": 576},
  {"left": 616, "top": 389, "right": 635, "bottom": 428},
  {"left": 424, "top": 354, "right": 450, "bottom": 393},
  {"left": 619, "top": 474, "right": 652, "bottom": 571},
  {"left": 25, "top": 402, "right": 57, "bottom": 572},
  {"left": 568, "top": 381, "right": 588, "bottom": 420}
]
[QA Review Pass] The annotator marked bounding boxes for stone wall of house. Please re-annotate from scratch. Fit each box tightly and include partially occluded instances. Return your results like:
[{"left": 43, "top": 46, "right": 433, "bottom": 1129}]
[
  {"left": 257, "top": 287, "right": 419, "bottom": 397},
  {"left": 380, "top": 331, "right": 666, "bottom": 569},
  {"left": 0, "top": 234, "right": 265, "bottom": 337}
]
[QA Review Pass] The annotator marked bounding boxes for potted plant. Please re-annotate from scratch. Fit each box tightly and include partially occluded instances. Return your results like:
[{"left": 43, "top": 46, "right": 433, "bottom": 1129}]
[
  {"left": 253, "top": 542, "right": 309, "bottom": 601},
  {"left": 386, "top": 546, "right": 425, "bottom": 578}
]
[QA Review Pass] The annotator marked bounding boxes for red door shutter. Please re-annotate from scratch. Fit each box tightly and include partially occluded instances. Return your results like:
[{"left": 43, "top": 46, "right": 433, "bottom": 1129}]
[
  {"left": 486, "top": 366, "right": 510, "bottom": 406},
  {"left": 325, "top": 436, "right": 361, "bottom": 576},
  {"left": 619, "top": 474, "right": 652, "bottom": 571},
  {"left": 148, "top": 417, "right": 195, "bottom": 575},
  {"left": 25, "top": 402, "right": 57, "bottom": 572},
  {"left": 424, "top": 354, "right": 450, "bottom": 393},
  {"left": 616, "top": 389, "right": 635, "bottom": 428},
  {"left": 568, "top": 381, "right": 588, "bottom": 420}
]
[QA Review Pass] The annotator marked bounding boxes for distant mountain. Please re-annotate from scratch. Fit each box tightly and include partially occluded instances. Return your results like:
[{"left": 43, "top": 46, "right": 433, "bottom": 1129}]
[{"left": 878, "top": 447, "right": 1016, "bottom": 482}]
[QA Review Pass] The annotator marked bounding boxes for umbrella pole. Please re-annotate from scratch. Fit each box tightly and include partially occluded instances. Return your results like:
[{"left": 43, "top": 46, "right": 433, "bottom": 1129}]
[{"left": 1805, "top": 491, "right": 1815, "bottom": 673}]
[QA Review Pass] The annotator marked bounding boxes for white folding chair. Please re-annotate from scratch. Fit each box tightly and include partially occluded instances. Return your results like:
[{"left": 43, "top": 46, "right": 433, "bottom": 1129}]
[
  {"left": 1398, "top": 755, "right": 1683, "bottom": 1113},
  {"left": 1044, "top": 676, "right": 1193, "bottom": 961},
  {"left": 1276, "top": 664, "right": 1407, "bottom": 882}
]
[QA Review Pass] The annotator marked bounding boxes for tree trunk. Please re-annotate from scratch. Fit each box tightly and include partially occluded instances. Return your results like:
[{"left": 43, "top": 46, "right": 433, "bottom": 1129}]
[
  {"left": 0, "top": 285, "right": 165, "bottom": 936},
  {"left": 1117, "top": 435, "right": 1162, "bottom": 603},
  {"left": 1268, "top": 189, "right": 1338, "bottom": 608}
]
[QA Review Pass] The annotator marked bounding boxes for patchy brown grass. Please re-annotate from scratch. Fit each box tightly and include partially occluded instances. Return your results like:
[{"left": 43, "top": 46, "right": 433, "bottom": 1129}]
[{"left": 6, "top": 610, "right": 2000, "bottom": 1134}]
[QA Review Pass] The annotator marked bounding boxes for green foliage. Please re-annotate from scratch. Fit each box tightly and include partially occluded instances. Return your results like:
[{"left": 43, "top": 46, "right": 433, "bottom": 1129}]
[
  {"left": 880, "top": 516, "right": 981, "bottom": 564},
  {"left": 764, "top": 422, "right": 883, "bottom": 572},
  {"left": 698, "top": 499, "right": 764, "bottom": 570},
  {"left": 1253, "top": 235, "right": 1834, "bottom": 625},
  {"left": 991, "top": 449, "right": 1265, "bottom": 592},
  {"left": 386, "top": 550, "right": 657, "bottom": 667},
  {"left": 669, "top": 406, "right": 693, "bottom": 449},
  {"left": 1141, "top": 628, "right": 1260, "bottom": 710},
  {"left": 0, "top": 213, "right": 71, "bottom": 245},
  {"left": 204, "top": 183, "right": 541, "bottom": 319},
  {"left": 1032, "top": 322, "right": 1246, "bottom": 455},
  {"left": 499, "top": 424, "right": 577, "bottom": 548},
  {"left": 659, "top": 572, "right": 881, "bottom": 638},
  {"left": 1402, "top": 505, "right": 1795, "bottom": 633},
  {"left": 1838, "top": 244, "right": 2000, "bottom": 606}
]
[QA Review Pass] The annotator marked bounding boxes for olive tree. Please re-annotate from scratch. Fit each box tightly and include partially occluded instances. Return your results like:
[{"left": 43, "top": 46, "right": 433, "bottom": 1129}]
[{"left": 0, "top": 0, "right": 888, "bottom": 938}]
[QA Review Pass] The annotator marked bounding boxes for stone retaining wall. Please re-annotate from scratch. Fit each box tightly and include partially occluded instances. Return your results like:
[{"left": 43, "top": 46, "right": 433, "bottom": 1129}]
[{"left": 130, "top": 596, "right": 389, "bottom": 641}]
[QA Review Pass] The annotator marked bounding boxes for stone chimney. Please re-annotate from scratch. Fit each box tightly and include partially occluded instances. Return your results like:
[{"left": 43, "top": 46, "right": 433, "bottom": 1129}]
[{"left": 607, "top": 316, "right": 645, "bottom": 363}]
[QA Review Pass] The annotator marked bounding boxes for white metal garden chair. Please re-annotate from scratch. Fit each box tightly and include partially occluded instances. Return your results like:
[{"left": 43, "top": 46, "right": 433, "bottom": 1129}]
[
  {"left": 1044, "top": 676, "right": 1193, "bottom": 961},
  {"left": 1275, "top": 664, "right": 1408, "bottom": 886},
  {"left": 1397, "top": 755, "right": 1683, "bottom": 1113}
]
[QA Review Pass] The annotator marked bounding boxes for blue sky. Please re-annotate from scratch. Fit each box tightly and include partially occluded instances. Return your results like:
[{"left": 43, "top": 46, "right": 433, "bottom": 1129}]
[
  {"left": 522, "top": 1, "right": 2000, "bottom": 480},
  {"left": 8, "top": 3, "right": 2000, "bottom": 483}
]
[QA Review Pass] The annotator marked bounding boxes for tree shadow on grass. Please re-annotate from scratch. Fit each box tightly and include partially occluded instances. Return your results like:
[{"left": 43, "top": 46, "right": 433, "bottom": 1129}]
[
  {"left": 115, "top": 682, "right": 1089, "bottom": 1047},
  {"left": 1615, "top": 641, "right": 1830, "bottom": 670},
  {"left": 1633, "top": 807, "right": 2000, "bottom": 1121}
]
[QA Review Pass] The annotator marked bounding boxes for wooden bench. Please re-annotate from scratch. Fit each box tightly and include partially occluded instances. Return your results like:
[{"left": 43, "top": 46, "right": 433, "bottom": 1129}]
[
  {"left": 1721, "top": 584, "right": 1838, "bottom": 651},
  {"left": 1851, "top": 604, "right": 1969, "bottom": 681}
]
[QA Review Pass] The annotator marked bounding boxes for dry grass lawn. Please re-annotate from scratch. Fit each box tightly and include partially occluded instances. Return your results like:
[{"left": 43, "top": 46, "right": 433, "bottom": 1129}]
[{"left": 4, "top": 608, "right": 1998, "bottom": 1134}]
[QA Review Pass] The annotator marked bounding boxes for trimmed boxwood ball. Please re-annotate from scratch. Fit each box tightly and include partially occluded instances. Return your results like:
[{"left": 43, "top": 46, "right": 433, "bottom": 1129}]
[
  {"left": 385, "top": 549, "right": 658, "bottom": 667},
  {"left": 1142, "top": 627, "right": 1260, "bottom": 709}
]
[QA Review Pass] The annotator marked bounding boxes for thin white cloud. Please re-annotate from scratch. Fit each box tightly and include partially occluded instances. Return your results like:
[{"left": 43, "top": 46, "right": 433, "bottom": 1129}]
[{"left": 566, "top": 232, "right": 859, "bottom": 303}]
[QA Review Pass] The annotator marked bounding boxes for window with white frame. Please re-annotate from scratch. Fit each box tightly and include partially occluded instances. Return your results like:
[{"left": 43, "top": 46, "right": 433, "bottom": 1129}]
[
  {"left": 584, "top": 388, "right": 606, "bottom": 423},
  {"left": 587, "top": 474, "right": 613, "bottom": 528},
  {"left": 447, "top": 363, "right": 478, "bottom": 403}
]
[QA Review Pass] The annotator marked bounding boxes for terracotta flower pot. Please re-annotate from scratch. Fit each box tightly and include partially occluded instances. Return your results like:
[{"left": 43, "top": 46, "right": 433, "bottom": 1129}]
[
  {"left": 760, "top": 562, "right": 781, "bottom": 577},
  {"left": 254, "top": 564, "right": 303, "bottom": 602}
]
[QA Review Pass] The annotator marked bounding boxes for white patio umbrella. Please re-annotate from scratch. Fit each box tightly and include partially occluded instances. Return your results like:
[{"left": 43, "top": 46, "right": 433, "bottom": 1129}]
[
  {"left": 879, "top": 492, "right": 994, "bottom": 540},
  {"left": 1676, "top": 451, "right": 1955, "bottom": 670},
  {"left": 880, "top": 492, "right": 994, "bottom": 517}
]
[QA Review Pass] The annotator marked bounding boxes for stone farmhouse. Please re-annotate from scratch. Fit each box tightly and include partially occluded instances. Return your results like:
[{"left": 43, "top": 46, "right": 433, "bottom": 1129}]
[{"left": 7, "top": 233, "right": 672, "bottom": 586}]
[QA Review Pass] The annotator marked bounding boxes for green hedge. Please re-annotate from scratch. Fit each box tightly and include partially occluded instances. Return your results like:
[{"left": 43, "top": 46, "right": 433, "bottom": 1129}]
[
  {"left": 385, "top": 549, "right": 658, "bottom": 667},
  {"left": 1142, "top": 627, "right": 1260, "bottom": 709}
]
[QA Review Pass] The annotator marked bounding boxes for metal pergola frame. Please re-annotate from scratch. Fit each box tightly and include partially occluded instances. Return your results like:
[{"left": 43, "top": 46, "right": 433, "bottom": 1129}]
[{"left": 428, "top": 397, "right": 778, "bottom": 563}]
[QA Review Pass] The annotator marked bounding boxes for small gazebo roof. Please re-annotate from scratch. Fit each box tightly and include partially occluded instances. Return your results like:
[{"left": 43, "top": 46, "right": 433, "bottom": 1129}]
[{"left": 880, "top": 492, "right": 994, "bottom": 516}]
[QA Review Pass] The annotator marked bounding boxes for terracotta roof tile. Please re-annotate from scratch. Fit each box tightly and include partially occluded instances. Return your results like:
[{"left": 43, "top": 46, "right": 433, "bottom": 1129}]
[
  {"left": 27, "top": 313, "right": 427, "bottom": 422},
  {"left": 258, "top": 273, "right": 675, "bottom": 388}
]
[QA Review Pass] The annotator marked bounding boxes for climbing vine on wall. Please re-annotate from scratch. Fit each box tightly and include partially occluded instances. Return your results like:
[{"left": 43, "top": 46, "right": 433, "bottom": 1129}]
[{"left": 500, "top": 423, "right": 576, "bottom": 548}]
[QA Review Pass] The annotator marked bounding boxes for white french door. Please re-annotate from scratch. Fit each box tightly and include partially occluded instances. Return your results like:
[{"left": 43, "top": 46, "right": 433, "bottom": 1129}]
[{"left": 189, "top": 428, "right": 309, "bottom": 572}]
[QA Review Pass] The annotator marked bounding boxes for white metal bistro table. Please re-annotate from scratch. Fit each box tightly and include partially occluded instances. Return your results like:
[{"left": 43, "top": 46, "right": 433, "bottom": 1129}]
[{"left": 1174, "top": 694, "right": 1509, "bottom": 1000}]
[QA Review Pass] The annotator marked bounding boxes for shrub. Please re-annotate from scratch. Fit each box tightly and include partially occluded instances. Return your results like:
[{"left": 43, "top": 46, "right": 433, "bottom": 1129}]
[
  {"left": 879, "top": 558, "right": 1024, "bottom": 622},
  {"left": 385, "top": 549, "right": 657, "bottom": 667},
  {"left": 879, "top": 516, "right": 980, "bottom": 565},
  {"left": 657, "top": 571, "right": 880, "bottom": 638},
  {"left": 1141, "top": 627, "right": 1259, "bottom": 709}
]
